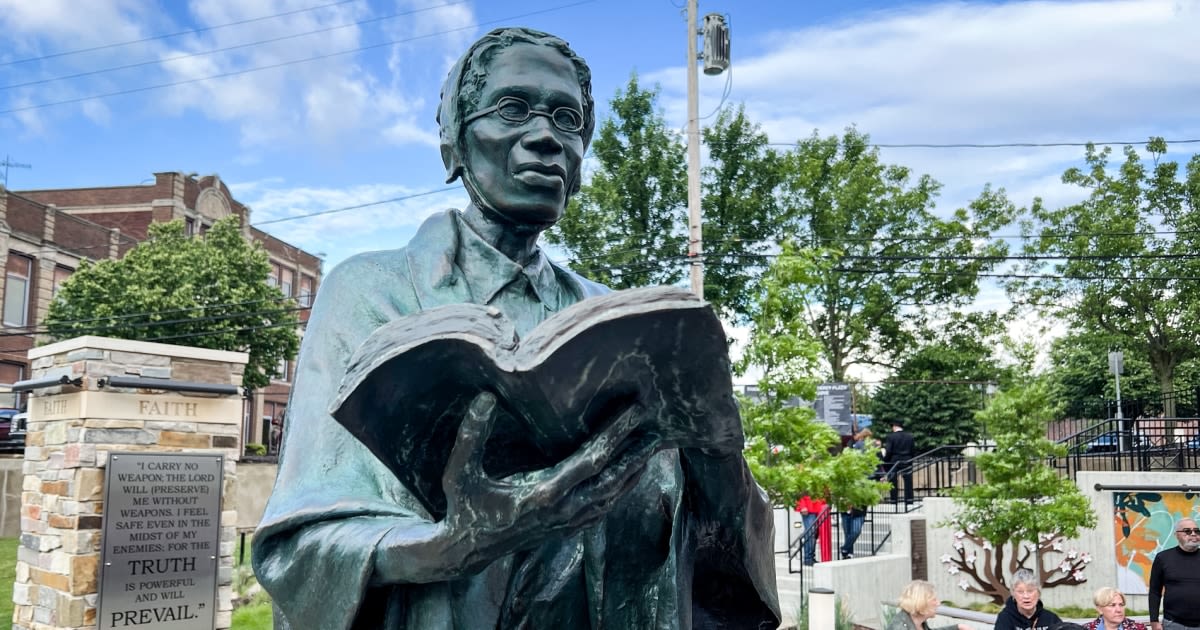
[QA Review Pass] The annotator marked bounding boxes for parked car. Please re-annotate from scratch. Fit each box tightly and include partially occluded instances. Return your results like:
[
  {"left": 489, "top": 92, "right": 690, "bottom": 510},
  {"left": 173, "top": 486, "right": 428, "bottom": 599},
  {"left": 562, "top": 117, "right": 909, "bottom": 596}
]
[
  {"left": 0, "top": 407, "right": 23, "bottom": 451},
  {"left": 8, "top": 411, "right": 27, "bottom": 447},
  {"left": 1080, "top": 430, "right": 1148, "bottom": 454}
]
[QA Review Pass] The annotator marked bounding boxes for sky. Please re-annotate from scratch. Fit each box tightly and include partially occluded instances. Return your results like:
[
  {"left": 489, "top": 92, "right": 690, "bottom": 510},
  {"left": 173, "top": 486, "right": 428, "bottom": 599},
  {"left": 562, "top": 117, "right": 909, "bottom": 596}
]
[{"left": 2, "top": 0, "right": 1199, "bottom": 378}]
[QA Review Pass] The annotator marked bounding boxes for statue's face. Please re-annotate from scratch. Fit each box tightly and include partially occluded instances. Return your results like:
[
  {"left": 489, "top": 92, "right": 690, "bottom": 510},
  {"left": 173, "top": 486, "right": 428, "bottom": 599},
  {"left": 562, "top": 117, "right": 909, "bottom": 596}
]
[{"left": 462, "top": 43, "right": 585, "bottom": 227}]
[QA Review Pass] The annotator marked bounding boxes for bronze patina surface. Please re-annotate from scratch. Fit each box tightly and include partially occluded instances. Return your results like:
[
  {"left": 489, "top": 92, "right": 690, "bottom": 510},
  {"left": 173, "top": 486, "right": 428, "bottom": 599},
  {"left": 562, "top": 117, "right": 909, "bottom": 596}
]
[{"left": 253, "top": 27, "right": 780, "bottom": 630}]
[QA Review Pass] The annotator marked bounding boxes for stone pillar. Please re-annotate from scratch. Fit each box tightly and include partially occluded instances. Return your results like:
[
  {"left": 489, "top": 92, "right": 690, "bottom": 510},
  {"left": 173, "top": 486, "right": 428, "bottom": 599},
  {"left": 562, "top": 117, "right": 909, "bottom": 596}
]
[{"left": 13, "top": 335, "right": 247, "bottom": 630}]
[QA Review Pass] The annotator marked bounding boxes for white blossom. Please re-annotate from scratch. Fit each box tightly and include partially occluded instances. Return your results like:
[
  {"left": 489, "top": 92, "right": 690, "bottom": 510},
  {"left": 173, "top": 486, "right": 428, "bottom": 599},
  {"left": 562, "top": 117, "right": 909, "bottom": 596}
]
[
  {"left": 948, "top": 566, "right": 960, "bottom": 575},
  {"left": 954, "top": 531, "right": 966, "bottom": 540},
  {"left": 1066, "top": 549, "right": 1078, "bottom": 560},
  {"left": 1052, "top": 540, "right": 1064, "bottom": 551},
  {"left": 954, "top": 541, "right": 964, "bottom": 551},
  {"left": 940, "top": 554, "right": 953, "bottom": 564},
  {"left": 1081, "top": 553, "right": 1093, "bottom": 564},
  {"left": 959, "top": 578, "right": 970, "bottom": 591},
  {"left": 966, "top": 553, "right": 977, "bottom": 565},
  {"left": 1073, "top": 571, "right": 1085, "bottom": 581},
  {"left": 983, "top": 541, "right": 994, "bottom": 550}
]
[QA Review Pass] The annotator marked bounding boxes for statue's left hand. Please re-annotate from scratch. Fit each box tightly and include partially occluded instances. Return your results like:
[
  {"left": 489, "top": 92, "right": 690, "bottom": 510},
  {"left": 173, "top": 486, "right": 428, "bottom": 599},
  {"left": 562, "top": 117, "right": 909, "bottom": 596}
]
[{"left": 372, "top": 391, "right": 660, "bottom": 584}]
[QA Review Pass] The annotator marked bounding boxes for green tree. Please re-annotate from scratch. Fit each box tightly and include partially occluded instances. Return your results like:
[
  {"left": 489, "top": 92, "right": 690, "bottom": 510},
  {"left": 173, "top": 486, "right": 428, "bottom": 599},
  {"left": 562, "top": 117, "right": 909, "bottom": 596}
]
[
  {"left": 1045, "top": 327, "right": 1160, "bottom": 420},
  {"left": 780, "top": 127, "right": 1019, "bottom": 380},
  {"left": 943, "top": 381, "right": 1097, "bottom": 604},
  {"left": 699, "top": 104, "right": 786, "bottom": 321},
  {"left": 737, "top": 242, "right": 886, "bottom": 509},
  {"left": 1014, "top": 138, "right": 1200, "bottom": 417},
  {"left": 870, "top": 314, "right": 1006, "bottom": 450},
  {"left": 44, "top": 217, "right": 300, "bottom": 390},
  {"left": 546, "top": 74, "right": 687, "bottom": 288}
]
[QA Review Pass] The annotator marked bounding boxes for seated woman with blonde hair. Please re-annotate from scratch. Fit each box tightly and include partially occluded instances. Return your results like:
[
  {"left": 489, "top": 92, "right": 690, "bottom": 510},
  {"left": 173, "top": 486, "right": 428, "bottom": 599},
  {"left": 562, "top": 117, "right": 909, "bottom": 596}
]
[
  {"left": 885, "top": 580, "right": 973, "bottom": 630},
  {"left": 1084, "top": 587, "right": 1146, "bottom": 630}
]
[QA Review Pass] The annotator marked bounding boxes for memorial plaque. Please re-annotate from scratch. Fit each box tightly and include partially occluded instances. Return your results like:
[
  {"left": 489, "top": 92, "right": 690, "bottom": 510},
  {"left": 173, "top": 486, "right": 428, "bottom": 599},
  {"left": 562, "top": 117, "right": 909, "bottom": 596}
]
[
  {"left": 815, "top": 382, "right": 853, "bottom": 436},
  {"left": 98, "top": 452, "right": 223, "bottom": 630}
]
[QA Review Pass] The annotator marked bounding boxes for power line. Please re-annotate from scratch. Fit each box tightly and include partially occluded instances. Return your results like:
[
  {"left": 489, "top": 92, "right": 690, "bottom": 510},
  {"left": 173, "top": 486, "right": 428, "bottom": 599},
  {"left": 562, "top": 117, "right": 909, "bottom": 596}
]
[
  {"left": 0, "top": 0, "right": 361, "bottom": 67},
  {"left": 561, "top": 247, "right": 1200, "bottom": 268},
  {"left": 0, "top": 1, "right": 595, "bottom": 115},
  {"left": 562, "top": 253, "right": 1200, "bottom": 282},
  {"left": 1, "top": 0, "right": 472, "bottom": 92},
  {"left": 250, "top": 186, "right": 459, "bottom": 226},
  {"left": 3, "top": 301, "right": 308, "bottom": 340},
  {"left": 769, "top": 139, "right": 1200, "bottom": 149},
  {"left": 811, "top": 229, "right": 1200, "bottom": 243},
  {"left": 146, "top": 320, "right": 299, "bottom": 344},
  {"left": 839, "top": 253, "right": 1200, "bottom": 262},
  {"left": 7, "top": 295, "right": 296, "bottom": 331}
]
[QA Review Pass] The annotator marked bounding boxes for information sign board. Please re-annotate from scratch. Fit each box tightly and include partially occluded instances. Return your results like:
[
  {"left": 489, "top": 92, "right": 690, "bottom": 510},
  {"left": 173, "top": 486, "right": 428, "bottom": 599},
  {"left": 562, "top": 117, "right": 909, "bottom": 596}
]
[
  {"left": 98, "top": 452, "right": 223, "bottom": 630},
  {"left": 815, "top": 383, "right": 854, "bottom": 435}
]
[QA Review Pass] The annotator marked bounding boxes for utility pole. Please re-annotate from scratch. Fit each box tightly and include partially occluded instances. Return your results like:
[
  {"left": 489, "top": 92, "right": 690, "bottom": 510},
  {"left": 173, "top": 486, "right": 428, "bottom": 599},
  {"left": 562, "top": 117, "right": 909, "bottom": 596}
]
[
  {"left": 1109, "top": 351, "right": 1125, "bottom": 451},
  {"left": 686, "top": 0, "right": 703, "bottom": 298},
  {"left": 685, "top": 3, "right": 730, "bottom": 299},
  {"left": 0, "top": 155, "right": 32, "bottom": 188}
]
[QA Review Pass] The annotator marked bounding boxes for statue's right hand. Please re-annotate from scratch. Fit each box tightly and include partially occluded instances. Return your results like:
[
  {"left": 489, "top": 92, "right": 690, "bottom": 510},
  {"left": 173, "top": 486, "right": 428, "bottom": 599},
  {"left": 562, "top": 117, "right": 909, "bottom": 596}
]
[{"left": 438, "top": 391, "right": 657, "bottom": 574}]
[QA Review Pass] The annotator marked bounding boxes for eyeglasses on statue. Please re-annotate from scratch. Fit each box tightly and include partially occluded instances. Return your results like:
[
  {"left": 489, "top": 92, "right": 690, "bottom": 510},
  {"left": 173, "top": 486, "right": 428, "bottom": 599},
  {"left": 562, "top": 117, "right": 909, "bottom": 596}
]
[{"left": 465, "top": 96, "right": 585, "bottom": 133}]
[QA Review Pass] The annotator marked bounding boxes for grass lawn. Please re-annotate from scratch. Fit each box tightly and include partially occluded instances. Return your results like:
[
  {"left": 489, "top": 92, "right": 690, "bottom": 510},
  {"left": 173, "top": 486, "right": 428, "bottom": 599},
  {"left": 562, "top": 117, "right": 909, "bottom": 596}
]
[
  {"left": 0, "top": 537, "right": 15, "bottom": 626},
  {"left": 232, "top": 601, "right": 273, "bottom": 629}
]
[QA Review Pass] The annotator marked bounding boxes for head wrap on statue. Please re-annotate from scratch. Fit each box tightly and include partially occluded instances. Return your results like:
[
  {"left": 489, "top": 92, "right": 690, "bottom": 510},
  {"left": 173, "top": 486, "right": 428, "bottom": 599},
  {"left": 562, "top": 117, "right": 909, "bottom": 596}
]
[{"left": 436, "top": 27, "right": 595, "bottom": 210}]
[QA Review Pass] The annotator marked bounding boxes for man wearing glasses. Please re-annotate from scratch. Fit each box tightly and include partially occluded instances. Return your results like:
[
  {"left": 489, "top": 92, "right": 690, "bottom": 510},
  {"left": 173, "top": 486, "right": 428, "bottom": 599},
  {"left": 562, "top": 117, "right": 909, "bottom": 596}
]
[
  {"left": 1149, "top": 518, "right": 1200, "bottom": 630},
  {"left": 253, "top": 27, "right": 780, "bottom": 630}
]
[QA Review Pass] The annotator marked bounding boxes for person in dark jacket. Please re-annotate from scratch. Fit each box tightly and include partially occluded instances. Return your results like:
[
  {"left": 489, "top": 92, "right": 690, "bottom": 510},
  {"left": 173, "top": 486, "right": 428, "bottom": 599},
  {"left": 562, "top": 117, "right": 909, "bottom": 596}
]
[
  {"left": 994, "top": 568, "right": 1064, "bottom": 630},
  {"left": 882, "top": 421, "right": 915, "bottom": 504}
]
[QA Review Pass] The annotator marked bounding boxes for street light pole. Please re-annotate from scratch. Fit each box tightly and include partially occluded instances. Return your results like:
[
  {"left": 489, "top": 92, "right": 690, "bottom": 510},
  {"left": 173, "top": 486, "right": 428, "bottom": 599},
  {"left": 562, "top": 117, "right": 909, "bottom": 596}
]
[{"left": 686, "top": 0, "right": 703, "bottom": 298}]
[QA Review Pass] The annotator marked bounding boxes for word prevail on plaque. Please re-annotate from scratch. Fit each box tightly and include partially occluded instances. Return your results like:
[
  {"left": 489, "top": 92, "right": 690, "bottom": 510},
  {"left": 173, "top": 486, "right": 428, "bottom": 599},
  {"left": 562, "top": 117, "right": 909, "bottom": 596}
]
[{"left": 98, "top": 453, "right": 223, "bottom": 630}]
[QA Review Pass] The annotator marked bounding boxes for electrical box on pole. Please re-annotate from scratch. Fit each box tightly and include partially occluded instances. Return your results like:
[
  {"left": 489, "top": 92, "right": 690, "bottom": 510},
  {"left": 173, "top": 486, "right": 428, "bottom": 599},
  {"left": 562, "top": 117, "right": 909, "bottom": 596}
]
[
  {"left": 702, "top": 13, "right": 730, "bottom": 75},
  {"left": 1108, "top": 351, "right": 1124, "bottom": 375}
]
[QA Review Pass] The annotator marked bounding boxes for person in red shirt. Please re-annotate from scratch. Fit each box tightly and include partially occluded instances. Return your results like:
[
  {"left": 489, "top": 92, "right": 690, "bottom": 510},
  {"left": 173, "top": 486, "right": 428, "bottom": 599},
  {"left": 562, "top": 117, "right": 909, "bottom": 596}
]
[{"left": 795, "top": 495, "right": 828, "bottom": 565}]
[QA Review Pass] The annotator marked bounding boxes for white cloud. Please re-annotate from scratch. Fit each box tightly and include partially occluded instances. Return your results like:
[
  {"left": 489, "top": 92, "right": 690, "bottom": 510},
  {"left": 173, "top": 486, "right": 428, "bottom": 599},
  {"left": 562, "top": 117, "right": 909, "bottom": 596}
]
[
  {"left": 384, "top": 0, "right": 478, "bottom": 83},
  {"left": 0, "top": 0, "right": 149, "bottom": 57},
  {"left": 0, "top": 0, "right": 466, "bottom": 149}
]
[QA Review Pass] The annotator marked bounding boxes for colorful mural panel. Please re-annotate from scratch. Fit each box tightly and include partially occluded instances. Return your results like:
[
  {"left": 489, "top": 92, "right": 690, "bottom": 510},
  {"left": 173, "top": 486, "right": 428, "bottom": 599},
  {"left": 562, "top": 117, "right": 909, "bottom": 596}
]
[{"left": 1111, "top": 491, "right": 1200, "bottom": 594}]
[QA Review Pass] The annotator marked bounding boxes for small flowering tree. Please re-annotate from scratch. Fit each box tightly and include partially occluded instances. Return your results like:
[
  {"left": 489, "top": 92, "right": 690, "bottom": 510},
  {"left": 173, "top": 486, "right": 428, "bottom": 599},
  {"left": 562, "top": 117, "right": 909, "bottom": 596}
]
[{"left": 943, "top": 381, "right": 1096, "bottom": 603}]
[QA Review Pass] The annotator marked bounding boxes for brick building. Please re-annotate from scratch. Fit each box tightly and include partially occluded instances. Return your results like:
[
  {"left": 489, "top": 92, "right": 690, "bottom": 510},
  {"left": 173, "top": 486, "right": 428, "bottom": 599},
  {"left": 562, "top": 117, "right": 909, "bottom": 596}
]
[{"left": 0, "top": 171, "right": 322, "bottom": 453}]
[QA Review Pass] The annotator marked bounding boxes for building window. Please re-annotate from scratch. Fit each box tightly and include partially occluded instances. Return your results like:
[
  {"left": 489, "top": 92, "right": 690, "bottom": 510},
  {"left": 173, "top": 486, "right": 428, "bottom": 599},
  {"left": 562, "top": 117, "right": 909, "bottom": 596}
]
[
  {"left": 267, "top": 263, "right": 280, "bottom": 288},
  {"left": 3, "top": 253, "right": 32, "bottom": 327},
  {"left": 185, "top": 217, "right": 196, "bottom": 236},
  {"left": 52, "top": 266, "right": 73, "bottom": 300},
  {"left": 280, "top": 268, "right": 294, "bottom": 298},
  {"left": 275, "top": 359, "right": 289, "bottom": 382},
  {"left": 0, "top": 362, "right": 24, "bottom": 408},
  {"left": 299, "top": 275, "right": 314, "bottom": 307},
  {"left": 263, "top": 402, "right": 287, "bottom": 455}
]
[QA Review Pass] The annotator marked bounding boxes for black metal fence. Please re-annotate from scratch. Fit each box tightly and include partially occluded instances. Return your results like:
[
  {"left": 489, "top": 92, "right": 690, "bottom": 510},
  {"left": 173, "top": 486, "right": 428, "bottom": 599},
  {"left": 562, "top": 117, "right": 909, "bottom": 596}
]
[
  {"left": 1059, "top": 387, "right": 1200, "bottom": 428},
  {"left": 1052, "top": 416, "right": 1200, "bottom": 477}
]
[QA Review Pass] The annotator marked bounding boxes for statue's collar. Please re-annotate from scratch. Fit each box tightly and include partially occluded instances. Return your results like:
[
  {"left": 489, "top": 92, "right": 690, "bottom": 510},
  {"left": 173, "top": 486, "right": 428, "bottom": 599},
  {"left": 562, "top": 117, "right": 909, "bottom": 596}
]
[{"left": 403, "top": 209, "right": 566, "bottom": 309}]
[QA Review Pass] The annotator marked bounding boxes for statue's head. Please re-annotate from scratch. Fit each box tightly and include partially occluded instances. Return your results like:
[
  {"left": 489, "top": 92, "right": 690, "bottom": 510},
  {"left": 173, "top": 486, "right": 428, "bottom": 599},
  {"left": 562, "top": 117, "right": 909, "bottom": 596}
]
[{"left": 438, "top": 27, "right": 595, "bottom": 228}]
